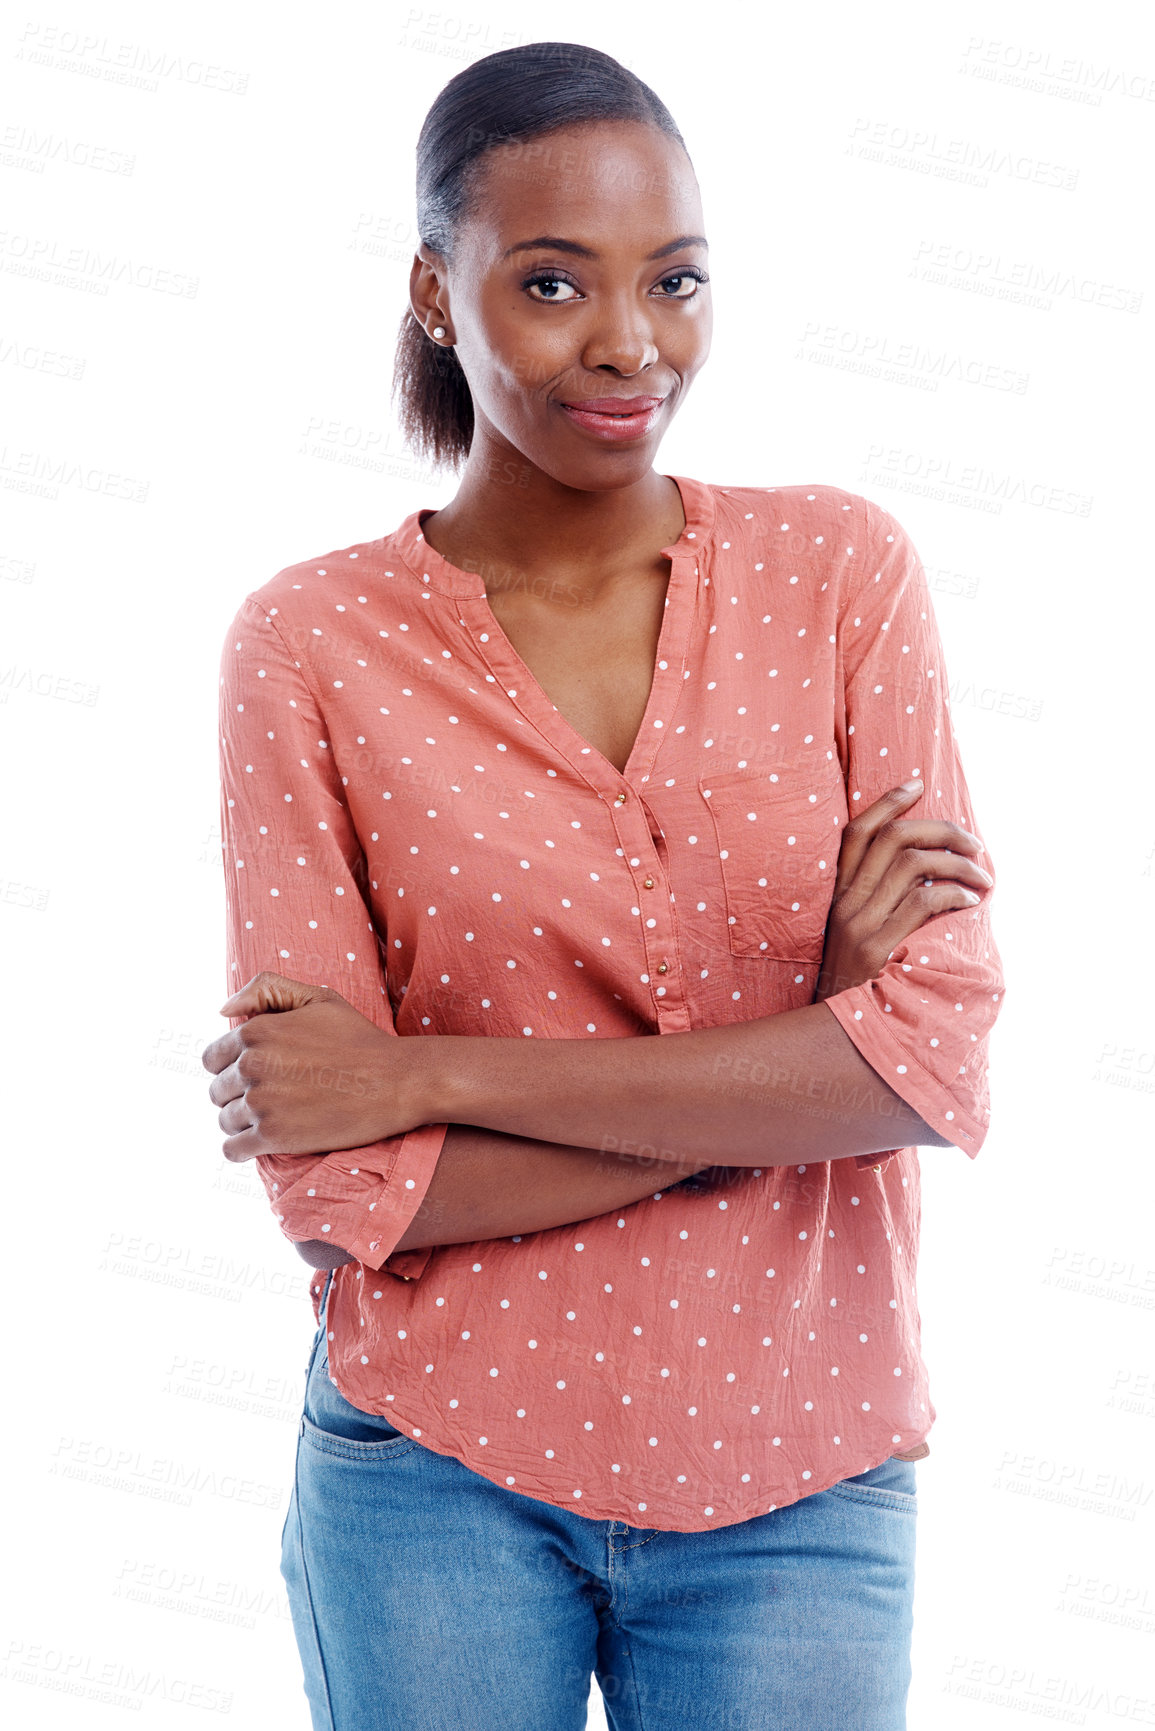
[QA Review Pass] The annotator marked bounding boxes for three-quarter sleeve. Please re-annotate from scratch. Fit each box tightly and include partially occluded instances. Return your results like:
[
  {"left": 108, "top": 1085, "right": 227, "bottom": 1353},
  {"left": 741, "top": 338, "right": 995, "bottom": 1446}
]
[
  {"left": 217, "top": 593, "right": 448, "bottom": 1271},
  {"left": 821, "top": 499, "right": 1006, "bottom": 1160}
]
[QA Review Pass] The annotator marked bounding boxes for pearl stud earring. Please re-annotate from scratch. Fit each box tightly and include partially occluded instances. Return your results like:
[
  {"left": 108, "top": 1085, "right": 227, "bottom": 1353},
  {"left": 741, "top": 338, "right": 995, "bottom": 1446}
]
[{"left": 432, "top": 325, "right": 446, "bottom": 339}]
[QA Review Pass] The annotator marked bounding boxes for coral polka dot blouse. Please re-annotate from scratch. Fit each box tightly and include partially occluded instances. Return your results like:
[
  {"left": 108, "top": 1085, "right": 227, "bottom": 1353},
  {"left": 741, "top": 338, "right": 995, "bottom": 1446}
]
[{"left": 217, "top": 474, "right": 1005, "bottom": 1532}]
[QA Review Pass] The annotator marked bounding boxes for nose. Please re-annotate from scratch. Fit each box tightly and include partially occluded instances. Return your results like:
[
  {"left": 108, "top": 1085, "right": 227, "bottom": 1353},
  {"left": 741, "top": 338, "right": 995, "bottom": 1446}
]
[{"left": 581, "top": 295, "right": 660, "bottom": 377}]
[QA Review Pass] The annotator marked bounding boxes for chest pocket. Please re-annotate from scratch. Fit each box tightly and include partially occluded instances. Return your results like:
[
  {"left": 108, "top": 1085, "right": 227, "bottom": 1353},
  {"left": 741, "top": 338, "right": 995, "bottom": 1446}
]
[{"left": 699, "top": 758, "right": 846, "bottom": 961}]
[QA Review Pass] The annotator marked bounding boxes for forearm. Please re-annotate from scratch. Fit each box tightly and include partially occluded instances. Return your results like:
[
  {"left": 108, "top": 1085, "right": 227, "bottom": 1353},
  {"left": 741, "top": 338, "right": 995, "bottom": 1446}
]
[
  {"left": 424, "top": 1001, "right": 949, "bottom": 1169},
  {"left": 392, "top": 1123, "right": 719, "bottom": 1251},
  {"left": 295, "top": 1122, "right": 720, "bottom": 1265},
  {"left": 294, "top": 1000, "right": 949, "bottom": 1271}
]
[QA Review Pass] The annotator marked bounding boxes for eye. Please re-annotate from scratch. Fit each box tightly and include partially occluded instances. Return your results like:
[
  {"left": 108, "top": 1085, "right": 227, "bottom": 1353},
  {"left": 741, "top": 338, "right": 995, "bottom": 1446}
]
[
  {"left": 523, "top": 273, "right": 581, "bottom": 303},
  {"left": 655, "top": 269, "right": 709, "bottom": 299}
]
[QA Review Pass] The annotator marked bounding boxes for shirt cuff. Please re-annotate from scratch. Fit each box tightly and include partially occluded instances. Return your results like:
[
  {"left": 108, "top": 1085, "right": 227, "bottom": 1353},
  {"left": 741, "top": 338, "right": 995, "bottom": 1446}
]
[
  {"left": 380, "top": 1245, "right": 437, "bottom": 1281},
  {"left": 273, "top": 1121, "right": 449, "bottom": 1273},
  {"left": 820, "top": 989, "right": 988, "bottom": 1158}
]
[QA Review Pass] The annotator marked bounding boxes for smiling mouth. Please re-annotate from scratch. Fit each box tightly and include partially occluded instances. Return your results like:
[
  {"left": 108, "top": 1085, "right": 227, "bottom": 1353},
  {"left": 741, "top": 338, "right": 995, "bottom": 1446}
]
[
  {"left": 558, "top": 398, "right": 667, "bottom": 414},
  {"left": 555, "top": 399, "right": 668, "bottom": 447},
  {"left": 555, "top": 400, "right": 667, "bottom": 441}
]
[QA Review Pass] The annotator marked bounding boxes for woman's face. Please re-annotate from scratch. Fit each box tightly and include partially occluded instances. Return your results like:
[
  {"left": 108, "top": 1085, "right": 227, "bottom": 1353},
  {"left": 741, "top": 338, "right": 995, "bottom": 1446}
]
[{"left": 416, "top": 119, "right": 712, "bottom": 491}]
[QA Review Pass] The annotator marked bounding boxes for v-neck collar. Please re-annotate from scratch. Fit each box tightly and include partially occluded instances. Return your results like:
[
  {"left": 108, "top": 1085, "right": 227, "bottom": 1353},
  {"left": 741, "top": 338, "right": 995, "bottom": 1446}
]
[{"left": 388, "top": 474, "right": 716, "bottom": 794}]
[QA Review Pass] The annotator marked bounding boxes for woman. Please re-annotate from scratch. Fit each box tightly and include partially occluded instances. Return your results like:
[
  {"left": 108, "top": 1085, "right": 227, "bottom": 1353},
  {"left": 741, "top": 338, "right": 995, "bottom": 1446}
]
[{"left": 203, "top": 41, "right": 1003, "bottom": 1731}]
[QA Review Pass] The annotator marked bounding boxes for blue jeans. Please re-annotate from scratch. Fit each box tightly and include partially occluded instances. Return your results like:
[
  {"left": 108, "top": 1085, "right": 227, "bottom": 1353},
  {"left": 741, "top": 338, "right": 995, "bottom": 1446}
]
[{"left": 282, "top": 1278, "right": 917, "bottom": 1730}]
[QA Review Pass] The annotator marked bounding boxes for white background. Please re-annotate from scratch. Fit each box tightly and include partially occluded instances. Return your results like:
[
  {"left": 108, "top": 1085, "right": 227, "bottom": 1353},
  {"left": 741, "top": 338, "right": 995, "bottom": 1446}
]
[{"left": 2, "top": 0, "right": 1153, "bottom": 1725}]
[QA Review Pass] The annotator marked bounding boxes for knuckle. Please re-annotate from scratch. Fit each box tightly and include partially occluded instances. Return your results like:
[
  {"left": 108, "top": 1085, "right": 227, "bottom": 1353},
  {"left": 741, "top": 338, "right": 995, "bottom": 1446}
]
[
  {"left": 864, "top": 946, "right": 887, "bottom": 978},
  {"left": 858, "top": 937, "right": 884, "bottom": 972}
]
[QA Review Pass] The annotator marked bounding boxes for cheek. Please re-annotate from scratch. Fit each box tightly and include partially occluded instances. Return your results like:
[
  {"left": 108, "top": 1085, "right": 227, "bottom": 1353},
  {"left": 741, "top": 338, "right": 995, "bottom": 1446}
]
[
  {"left": 695, "top": 300, "right": 713, "bottom": 361},
  {"left": 670, "top": 303, "right": 712, "bottom": 376},
  {"left": 460, "top": 297, "right": 561, "bottom": 402},
  {"left": 460, "top": 329, "right": 571, "bottom": 454}
]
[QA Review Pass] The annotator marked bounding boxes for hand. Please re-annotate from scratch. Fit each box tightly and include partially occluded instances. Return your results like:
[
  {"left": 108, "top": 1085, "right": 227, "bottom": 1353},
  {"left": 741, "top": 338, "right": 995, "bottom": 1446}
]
[
  {"left": 201, "top": 971, "right": 430, "bottom": 1163},
  {"left": 815, "top": 780, "right": 992, "bottom": 1001}
]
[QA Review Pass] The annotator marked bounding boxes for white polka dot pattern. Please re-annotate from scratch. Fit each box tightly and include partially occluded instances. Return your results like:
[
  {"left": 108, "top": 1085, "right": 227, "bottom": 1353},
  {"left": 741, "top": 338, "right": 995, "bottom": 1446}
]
[{"left": 217, "top": 475, "right": 1005, "bottom": 1532}]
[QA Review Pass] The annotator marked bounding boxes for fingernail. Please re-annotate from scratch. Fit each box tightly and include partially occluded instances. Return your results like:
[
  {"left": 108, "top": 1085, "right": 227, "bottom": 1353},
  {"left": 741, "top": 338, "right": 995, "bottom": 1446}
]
[
  {"left": 961, "top": 890, "right": 980, "bottom": 904},
  {"left": 900, "top": 778, "right": 923, "bottom": 793}
]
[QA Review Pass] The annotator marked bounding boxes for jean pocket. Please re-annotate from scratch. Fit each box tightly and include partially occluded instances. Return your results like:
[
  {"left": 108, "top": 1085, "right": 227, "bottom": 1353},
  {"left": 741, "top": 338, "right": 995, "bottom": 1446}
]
[
  {"left": 699, "top": 759, "right": 846, "bottom": 961},
  {"left": 300, "top": 1413, "right": 419, "bottom": 1463},
  {"left": 303, "top": 1340, "right": 411, "bottom": 1457},
  {"left": 825, "top": 1455, "right": 918, "bottom": 1513}
]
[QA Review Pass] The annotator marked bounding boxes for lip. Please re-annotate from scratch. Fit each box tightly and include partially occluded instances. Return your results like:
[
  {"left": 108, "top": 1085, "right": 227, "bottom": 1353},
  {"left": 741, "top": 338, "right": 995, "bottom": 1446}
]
[
  {"left": 556, "top": 395, "right": 668, "bottom": 441},
  {"left": 559, "top": 396, "right": 666, "bottom": 413}
]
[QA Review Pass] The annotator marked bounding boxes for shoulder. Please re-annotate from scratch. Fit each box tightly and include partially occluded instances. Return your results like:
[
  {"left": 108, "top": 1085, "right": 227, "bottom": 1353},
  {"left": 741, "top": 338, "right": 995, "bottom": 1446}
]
[
  {"left": 694, "top": 481, "right": 924, "bottom": 625},
  {"left": 220, "top": 518, "right": 421, "bottom": 646},
  {"left": 699, "top": 479, "right": 891, "bottom": 548},
  {"left": 228, "top": 533, "right": 381, "bottom": 627},
  {"left": 699, "top": 480, "right": 916, "bottom": 577}
]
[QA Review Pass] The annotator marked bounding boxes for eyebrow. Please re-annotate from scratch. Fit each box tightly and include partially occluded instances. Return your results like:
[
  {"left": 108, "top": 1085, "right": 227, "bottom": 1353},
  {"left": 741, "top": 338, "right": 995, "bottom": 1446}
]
[{"left": 501, "top": 233, "right": 708, "bottom": 262}]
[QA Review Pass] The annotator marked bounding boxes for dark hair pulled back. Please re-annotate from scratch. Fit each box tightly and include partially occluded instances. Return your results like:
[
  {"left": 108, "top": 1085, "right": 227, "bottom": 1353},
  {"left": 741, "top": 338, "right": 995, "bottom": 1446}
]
[{"left": 392, "top": 41, "right": 689, "bottom": 471}]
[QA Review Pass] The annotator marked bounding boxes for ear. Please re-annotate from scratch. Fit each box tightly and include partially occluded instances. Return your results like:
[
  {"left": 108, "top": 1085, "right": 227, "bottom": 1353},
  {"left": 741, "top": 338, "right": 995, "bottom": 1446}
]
[{"left": 409, "top": 243, "right": 451, "bottom": 336}]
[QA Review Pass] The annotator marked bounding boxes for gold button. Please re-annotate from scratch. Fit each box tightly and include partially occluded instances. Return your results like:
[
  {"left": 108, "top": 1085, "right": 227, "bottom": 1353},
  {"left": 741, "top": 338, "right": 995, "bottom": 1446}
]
[
  {"left": 656, "top": 962, "right": 669, "bottom": 975},
  {"left": 643, "top": 877, "right": 655, "bottom": 889},
  {"left": 614, "top": 792, "right": 627, "bottom": 806}
]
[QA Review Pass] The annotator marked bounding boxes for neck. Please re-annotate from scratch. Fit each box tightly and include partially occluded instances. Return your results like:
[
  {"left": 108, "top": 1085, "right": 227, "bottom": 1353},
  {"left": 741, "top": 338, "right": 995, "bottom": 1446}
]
[{"left": 420, "top": 440, "right": 685, "bottom": 596}]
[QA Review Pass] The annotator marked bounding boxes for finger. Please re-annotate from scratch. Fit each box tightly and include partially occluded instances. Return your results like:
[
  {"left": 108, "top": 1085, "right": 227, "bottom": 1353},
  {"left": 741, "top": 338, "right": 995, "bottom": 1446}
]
[
  {"left": 821, "top": 878, "right": 984, "bottom": 995},
  {"left": 865, "top": 879, "right": 989, "bottom": 960},
  {"left": 841, "top": 859, "right": 988, "bottom": 947},
  {"left": 221, "top": 1126, "right": 263, "bottom": 1164},
  {"left": 201, "top": 1028, "right": 243, "bottom": 1075},
  {"left": 219, "top": 970, "right": 327, "bottom": 1018},
  {"left": 844, "top": 818, "right": 988, "bottom": 907},
  {"left": 834, "top": 781, "right": 925, "bottom": 890},
  {"left": 858, "top": 843, "right": 993, "bottom": 922},
  {"left": 207, "top": 1062, "right": 245, "bottom": 1109},
  {"left": 217, "top": 1096, "right": 254, "bottom": 1138}
]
